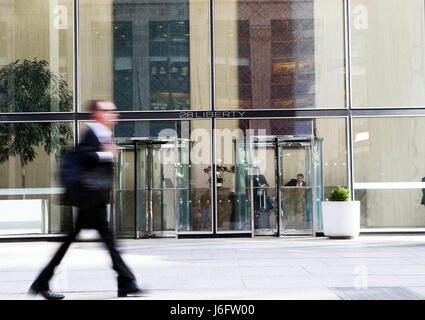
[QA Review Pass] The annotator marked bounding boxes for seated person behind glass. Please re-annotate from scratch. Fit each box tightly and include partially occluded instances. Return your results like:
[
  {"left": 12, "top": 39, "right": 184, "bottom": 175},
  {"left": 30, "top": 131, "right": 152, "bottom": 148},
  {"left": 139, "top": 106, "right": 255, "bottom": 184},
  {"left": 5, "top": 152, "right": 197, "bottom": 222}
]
[
  {"left": 285, "top": 173, "right": 306, "bottom": 187},
  {"left": 284, "top": 174, "right": 307, "bottom": 223}
]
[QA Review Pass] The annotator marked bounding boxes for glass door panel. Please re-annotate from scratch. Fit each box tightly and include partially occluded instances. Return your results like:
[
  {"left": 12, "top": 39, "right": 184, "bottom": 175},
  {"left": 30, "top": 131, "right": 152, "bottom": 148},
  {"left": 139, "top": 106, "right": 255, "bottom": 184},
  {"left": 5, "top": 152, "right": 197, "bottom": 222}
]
[
  {"left": 115, "top": 140, "right": 149, "bottom": 237},
  {"left": 136, "top": 143, "right": 149, "bottom": 235},
  {"left": 116, "top": 143, "right": 136, "bottom": 237},
  {"left": 313, "top": 138, "right": 324, "bottom": 231},
  {"left": 177, "top": 139, "right": 191, "bottom": 232},
  {"left": 254, "top": 187, "right": 278, "bottom": 233},
  {"left": 235, "top": 139, "right": 252, "bottom": 231},
  {"left": 215, "top": 138, "right": 252, "bottom": 232},
  {"left": 150, "top": 142, "right": 177, "bottom": 235},
  {"left": 279, "top": 139, "right": 313, "bottom": 235},
  {"left": 252, "top": 138, "right": 278, "bottom": 235},
  {"left": 152, "top": 189, "right": 175, "bottom": 232}
]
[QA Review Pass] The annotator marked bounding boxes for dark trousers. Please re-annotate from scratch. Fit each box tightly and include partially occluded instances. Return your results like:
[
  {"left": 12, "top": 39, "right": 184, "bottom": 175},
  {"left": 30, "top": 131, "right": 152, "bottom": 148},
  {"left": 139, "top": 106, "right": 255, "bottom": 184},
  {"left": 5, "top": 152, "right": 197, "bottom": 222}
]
[{"left": 31, "top": 204, "right": 136, "bottom": 290}]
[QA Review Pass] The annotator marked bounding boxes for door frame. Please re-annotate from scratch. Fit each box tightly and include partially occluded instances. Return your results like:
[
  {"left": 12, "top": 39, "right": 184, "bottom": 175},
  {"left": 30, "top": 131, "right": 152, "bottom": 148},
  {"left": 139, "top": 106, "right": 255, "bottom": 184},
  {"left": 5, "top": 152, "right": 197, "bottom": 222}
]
[
  {"left": 251, "top": 136, "right": 279, "bottom": 236},
  {"left": 250, "top": 135, "right": 319, "bottom": 237},
  {"left": 276, "top": 135, "right": 319, "bottom": 237},
  {"left": 115, "top": 135, "right": 322, "bottom": 239},
  {"left": 115, "top": 137, "right": 180, "bottom": 238}
]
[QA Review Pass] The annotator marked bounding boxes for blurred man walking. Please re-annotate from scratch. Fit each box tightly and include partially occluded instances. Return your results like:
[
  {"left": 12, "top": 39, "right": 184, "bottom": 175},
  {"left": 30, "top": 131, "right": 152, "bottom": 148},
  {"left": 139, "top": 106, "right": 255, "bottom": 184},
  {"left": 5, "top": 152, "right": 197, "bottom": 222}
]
[{"left": 29, "top": 100, "right": 142, "bottom": 299}]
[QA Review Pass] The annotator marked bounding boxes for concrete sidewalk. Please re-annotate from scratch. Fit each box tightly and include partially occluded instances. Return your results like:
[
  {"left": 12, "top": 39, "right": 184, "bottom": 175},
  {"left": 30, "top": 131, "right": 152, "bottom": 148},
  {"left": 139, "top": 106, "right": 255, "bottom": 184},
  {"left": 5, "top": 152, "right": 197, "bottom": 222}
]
[{"left": 1, "top": 235, "right": 425, "bottom": 300}]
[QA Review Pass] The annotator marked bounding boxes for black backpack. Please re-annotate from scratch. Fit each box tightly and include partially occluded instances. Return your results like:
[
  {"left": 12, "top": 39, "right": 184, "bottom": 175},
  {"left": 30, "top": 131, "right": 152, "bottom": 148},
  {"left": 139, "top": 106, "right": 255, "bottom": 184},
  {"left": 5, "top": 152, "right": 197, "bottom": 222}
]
[{"left": 59, "top": 148, "right": 83, "bottom": 206}]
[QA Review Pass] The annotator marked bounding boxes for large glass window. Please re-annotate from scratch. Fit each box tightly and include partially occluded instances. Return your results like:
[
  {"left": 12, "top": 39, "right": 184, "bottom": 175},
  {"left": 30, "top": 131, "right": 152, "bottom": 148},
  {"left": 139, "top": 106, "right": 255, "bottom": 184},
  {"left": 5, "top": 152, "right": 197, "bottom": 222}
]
[
  {"left": 0, "top": 122, "right": 74, "bottom": 235},
  {"left": 215, "top": 120, "right": 250, "bottom": 231},
  {"left": 79, "top": 0, "right": 210, "bottom": 111},
  {"left": 0, "top": 0, "right": 74, "bottom": 112},
  {"left": 214, "top": 0, "right": 345, "bottom": 109},
  {"left": 353, "top": 117, "right": 425, "bottom": 228},
  {"left": 351, "top": 0, "right": 425, "bottom": 108},
  {"left": 215, "top": 118, "right": 347, "bottom": 232}
]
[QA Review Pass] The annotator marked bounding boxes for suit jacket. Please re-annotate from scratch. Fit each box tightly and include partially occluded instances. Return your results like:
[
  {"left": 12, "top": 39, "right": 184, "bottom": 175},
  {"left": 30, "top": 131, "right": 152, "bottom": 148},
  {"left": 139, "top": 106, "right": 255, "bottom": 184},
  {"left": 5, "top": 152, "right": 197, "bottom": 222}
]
[
  {"left": 76, "top": 126, "right": 114, "bottom": 210},
  {"left": 285, "top": 179, "right": 306, "bottom": 187},
  {"left": 253, "top": 174, "right": 269, "bottom": 188}
]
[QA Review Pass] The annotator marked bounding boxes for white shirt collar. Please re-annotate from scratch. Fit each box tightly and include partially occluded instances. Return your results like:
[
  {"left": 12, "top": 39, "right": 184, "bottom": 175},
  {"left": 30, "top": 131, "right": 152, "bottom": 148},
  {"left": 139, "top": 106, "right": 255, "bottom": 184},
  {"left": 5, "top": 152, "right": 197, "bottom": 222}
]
[{"left": 87, "top": 122, "right": 112, "bottom": 143}]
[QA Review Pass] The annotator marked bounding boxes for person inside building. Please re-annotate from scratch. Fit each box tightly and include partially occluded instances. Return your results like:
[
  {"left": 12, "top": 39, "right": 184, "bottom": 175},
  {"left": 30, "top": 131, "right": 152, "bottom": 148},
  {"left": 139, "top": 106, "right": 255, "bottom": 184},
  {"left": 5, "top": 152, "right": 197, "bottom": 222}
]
[
  {"left": 285, "top": 173, "right": 306, "bottom": 187},
  {"left": 284, "top": 173, "right": 307, "bottom": 226},
  {"left": 253, "top": 167, "right": 271, "bottom": 228}
]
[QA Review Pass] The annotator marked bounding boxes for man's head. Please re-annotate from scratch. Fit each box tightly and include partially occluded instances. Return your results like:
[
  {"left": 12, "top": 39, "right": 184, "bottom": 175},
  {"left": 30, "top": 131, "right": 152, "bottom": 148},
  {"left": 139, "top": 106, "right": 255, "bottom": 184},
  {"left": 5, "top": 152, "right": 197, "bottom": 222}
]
[
  {"left": 253, "top": 167, "right": 261, "bottom": 175},
  {"left": 89, "top": 100, "right": 119, "bottom": 129},
  {"left": 297, "top": 173, "right": 304, "bottom": 183}
]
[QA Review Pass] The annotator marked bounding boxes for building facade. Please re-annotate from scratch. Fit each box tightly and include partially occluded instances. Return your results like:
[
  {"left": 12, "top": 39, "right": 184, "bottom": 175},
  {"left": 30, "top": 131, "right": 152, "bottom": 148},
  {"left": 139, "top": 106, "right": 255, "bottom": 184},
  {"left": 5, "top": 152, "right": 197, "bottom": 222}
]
[{"left": 1, "top": 0, "right": 425, "bottom": 238}]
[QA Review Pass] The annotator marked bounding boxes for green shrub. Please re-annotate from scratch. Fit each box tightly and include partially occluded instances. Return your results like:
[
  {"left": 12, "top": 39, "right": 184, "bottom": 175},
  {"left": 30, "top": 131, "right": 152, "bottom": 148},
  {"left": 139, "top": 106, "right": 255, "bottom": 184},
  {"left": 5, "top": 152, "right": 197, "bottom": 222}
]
[{"left": 329, "top": 186, "right": 350, "bottom": 201}]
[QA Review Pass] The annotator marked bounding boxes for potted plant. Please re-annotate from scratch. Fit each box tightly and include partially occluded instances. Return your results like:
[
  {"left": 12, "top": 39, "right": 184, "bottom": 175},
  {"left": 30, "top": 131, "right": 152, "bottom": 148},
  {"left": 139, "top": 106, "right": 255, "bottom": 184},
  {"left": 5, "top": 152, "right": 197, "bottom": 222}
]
[{"left": 321, "top": 186, "right": 360, "bottom": 239}]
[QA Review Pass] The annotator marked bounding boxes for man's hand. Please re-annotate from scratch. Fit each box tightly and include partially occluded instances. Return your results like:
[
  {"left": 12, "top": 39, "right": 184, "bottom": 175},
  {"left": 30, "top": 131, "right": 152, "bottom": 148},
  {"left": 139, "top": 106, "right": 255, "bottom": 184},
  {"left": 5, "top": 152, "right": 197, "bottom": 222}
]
[{"left": 101, "top": 144, "right": 120, "bottom": 157}]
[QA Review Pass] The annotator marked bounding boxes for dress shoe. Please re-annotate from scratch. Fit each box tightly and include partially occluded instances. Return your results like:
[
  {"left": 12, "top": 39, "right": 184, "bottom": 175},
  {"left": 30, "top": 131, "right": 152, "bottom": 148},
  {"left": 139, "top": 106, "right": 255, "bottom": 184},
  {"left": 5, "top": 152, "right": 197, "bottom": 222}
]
[
  {"left": 28, "top": 284, "right": 65, "bottom": 300},
  {"left": 117, "top": 283, "right": 144, "bottom": 297}
]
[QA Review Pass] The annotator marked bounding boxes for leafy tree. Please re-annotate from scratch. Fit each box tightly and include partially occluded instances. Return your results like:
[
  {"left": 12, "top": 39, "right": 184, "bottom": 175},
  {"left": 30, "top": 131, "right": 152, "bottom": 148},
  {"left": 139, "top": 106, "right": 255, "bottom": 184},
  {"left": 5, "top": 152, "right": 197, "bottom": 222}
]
[{"left": 0, "top": 59, "right": 73, "bottom": 188}]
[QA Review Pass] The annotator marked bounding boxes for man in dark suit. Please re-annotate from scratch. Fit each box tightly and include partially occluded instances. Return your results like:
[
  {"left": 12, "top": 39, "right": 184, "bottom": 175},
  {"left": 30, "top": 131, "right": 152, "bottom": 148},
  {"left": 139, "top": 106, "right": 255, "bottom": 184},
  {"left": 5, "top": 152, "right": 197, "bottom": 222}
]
[
  {"left": 285, "top": 174, "right": 306, "bottom": 187},
  {"left": 296, "top": 173, "right": 306, "bottom": 187},
  {"left": 294, "top": 174, "right": 307, "bottom": 222},
  {"left": 29, "top": 100, "right": 142, "bottom": 299},
  {"left": 253, "top": 167, "right": 269, "bottom": 211}
]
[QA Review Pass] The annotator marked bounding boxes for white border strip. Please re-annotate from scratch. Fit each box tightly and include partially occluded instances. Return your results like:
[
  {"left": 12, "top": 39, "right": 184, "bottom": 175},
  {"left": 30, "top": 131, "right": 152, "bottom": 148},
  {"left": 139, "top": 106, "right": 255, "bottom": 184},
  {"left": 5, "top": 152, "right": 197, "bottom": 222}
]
[
  {"left": 0, "top": 188, "right": 64, "bottom": 196},
  {"left": 354, "top": 182, "right": 425, "bottom": 189}
]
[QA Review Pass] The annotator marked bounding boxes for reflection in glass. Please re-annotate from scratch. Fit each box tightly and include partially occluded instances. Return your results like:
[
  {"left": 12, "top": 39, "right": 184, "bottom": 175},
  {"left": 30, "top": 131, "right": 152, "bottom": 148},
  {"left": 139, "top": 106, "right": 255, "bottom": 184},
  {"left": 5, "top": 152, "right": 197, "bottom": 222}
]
[
  {"left": 0, "top": 0, "right": 74, "bottom": 112},
  {"left": 0, "top": 122, "right": 73, "bottom": 235},
  {"left": 355, "top": 189, "right": 425, "bottom": 228},
  {"left": 351, "top": 0, "right": 425, "bottom": 108},
  {"left": 0, "top": 59, "right": 73, "bottom": 113},
  {"left": 79, "top": 0, "right": 210, "bottom": 111},
  {"left": 215, "top": 0, "right": 344, "bottom": 109},
  {"left": 353, "top": 117, "right": 425, "bottom": 183},
  {"left": 353, "top": 117, "right": 425, "bottom": 229}
]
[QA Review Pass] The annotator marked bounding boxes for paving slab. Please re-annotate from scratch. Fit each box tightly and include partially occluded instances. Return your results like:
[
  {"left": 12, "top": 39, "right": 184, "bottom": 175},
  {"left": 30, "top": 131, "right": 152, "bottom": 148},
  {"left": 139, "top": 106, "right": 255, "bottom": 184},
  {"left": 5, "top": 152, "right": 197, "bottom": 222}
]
[{"left": 330, "top": 287, "right": 424, "bottom": 300}]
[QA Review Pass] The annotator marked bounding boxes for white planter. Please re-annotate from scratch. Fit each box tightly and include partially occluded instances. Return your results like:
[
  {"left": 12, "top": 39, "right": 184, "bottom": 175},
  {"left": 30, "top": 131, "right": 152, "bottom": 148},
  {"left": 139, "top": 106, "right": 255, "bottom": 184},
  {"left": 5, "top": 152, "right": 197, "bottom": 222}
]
[{"left": 321, "top": 201, "right": 360, "bottom": 238}]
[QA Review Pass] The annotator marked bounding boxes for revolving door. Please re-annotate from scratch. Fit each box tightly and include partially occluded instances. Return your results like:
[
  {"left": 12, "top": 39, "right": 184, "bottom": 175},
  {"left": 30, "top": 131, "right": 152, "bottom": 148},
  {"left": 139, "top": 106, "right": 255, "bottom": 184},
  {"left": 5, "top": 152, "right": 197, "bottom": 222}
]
[
  {"left": 234, "top": 136, "right": 323, "bottom": 236},
  {"left": 114, "top": 138, "right": 190, "bottom": 238}
]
